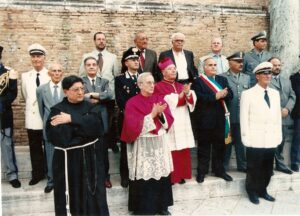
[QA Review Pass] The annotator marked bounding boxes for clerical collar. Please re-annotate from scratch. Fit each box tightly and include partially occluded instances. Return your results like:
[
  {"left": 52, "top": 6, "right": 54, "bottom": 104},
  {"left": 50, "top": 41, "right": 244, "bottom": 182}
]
[{"left": 162, "top": 79, "right": 175, "bottom": 84}]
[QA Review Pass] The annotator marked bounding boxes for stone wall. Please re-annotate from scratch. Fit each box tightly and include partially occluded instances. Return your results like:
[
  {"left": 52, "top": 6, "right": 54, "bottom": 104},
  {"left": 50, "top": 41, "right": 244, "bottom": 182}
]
[{"left": 0, "top": 0, "right": 269, "bottom": 145}]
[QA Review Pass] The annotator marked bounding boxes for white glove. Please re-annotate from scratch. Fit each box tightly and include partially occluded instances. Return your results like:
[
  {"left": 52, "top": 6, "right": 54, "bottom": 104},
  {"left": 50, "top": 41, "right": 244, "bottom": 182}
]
[{"left": 8, "top": 68, "right": 18, "bottom": 80}]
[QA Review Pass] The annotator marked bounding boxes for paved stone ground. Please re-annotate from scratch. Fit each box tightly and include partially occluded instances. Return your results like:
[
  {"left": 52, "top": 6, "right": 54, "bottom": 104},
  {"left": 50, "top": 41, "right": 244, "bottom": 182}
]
[
  {"left": 2, "top": 180, "right": 300, "bottom": 215},
  {"left": 109, "top": 189, "right": 300, "bottom": 215}
]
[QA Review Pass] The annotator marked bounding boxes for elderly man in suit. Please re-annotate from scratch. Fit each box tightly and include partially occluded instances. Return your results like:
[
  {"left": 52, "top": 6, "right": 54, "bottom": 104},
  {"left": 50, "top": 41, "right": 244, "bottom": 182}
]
[
  {"left": 115, "top": 47, "right": 141, "bottom": 188},
  {"left": 159, "top": 32, "right": 198, "bottom": 84},
  {"left": 269, "top": 57, "right": 295, "bottom": 174},
  {"left": 192, "top": 57, "right": 233, "bottom": 183},
  {"left": 243, "top": 31, "right": 272, "bottom": 86},
  {"left": 21, "top": 43, "right": 50, "bottom": 185},
  {"left": 199, "top": 37, "right": 229, "bottom": 75},
  {"left": 240, "top": 62, "right": 282, "bottom": 204},
  {"left": 133, "top": 31, "right": 159, "bottom": 81},
  {"left": 79, "top": 31, "right": 119, "bottom": 153},
  {"left": 36, "top": 62, "right": 64, "bottom": 193},
  {"left": 82, "top": 56, "right": 113, "bottom": 188},
  {"left": 220, "top": 52, "right": 250, "bottom": 172}
]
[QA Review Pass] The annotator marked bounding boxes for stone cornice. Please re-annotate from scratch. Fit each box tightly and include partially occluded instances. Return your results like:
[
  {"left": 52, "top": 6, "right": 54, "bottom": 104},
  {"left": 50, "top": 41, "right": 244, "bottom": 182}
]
[{"left": 0, "top": 0, "right": 267, "bottom": 16}]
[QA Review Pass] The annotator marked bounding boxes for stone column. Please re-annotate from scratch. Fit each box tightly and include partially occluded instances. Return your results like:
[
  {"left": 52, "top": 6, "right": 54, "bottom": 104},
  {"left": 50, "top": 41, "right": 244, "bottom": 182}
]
[{"left": 269, "top": 0, "right": 300, "bottom": 76}]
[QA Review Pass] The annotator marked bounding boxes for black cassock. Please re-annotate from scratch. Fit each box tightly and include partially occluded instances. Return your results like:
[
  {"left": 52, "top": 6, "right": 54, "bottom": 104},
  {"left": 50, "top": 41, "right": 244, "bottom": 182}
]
[{"left": 46, "top": 98, "right": 109, "bottom": 216}]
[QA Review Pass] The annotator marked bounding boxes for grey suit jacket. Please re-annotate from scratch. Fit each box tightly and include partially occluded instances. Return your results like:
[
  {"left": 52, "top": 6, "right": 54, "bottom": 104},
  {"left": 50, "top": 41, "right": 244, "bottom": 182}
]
[
  {"left": 79, "top": 49, "right": 119, "bottom": 99},
  {"left": 269, "top": 74, "right": 296, "bottom": 125},
  {"left": 138, "top": 48, "right": 158, "bottom": 79},
  {"left": 220, "top": 71, "right": 251, "bottom": 124},
  {"left": 36, "top": 81, "right": 64, "bottom": 140},
  {"left": 82, "top": 76, "right": 113, "bottom": 133},
  {"left": 243, "top": 49, "right": 272, "bottom": 86}
]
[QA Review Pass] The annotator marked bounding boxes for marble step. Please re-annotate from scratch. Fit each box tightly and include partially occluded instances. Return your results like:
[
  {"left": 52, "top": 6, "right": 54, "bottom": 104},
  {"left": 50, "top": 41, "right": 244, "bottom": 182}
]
[
  {"left": 2, "top": 170, "right": 300, "bottom": 215},
  {"left": 2, "top": 145, "right": 241, "bottom": 180}
]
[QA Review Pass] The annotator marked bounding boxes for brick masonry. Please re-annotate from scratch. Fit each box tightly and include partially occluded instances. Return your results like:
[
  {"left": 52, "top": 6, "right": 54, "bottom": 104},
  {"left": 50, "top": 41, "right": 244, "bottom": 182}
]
[{"left": 0, "top": 0, "right": 269, "bottom": 145}]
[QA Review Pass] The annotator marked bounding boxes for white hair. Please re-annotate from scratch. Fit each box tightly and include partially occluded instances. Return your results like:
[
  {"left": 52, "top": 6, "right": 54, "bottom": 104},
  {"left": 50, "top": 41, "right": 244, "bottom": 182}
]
[
  {"left": 171, "top": 32, "right": 186, "bottom": 42},
  {"left": 48, "top": 61, "right": 63, "bottom": 71},
  {"left": 211, "top": 37, "right": 223, "bottom": 47},
  {"left": 137, "top": 72, "right": 153, "bottom": 84}
]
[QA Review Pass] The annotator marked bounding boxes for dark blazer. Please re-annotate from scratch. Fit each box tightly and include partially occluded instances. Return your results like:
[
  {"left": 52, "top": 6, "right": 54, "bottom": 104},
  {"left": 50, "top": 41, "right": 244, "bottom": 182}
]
[
  {"left": 158, "top": 49, "right": 198, "bottom": 82},
  {"left": 0, "top": 64, "right": 17, "bottom": 129},
  {"left": 290, "top": 72, "right": 300, "bottom": 119},
  {"left": 138, "top": 48, "right": 159, "bottom": 81},
  {"left": 191, "top": 75, "right": 233, "bottom": 130}
]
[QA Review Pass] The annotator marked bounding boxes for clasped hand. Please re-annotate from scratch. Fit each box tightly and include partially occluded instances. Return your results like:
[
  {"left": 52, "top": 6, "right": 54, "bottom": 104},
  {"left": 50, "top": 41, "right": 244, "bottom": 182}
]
[
  {"left": 216, "top": 87, "right": 228, "bottom": 100},
  {"left": 151, "top": 102, "right": 167, "bottom": 118},
  {"left": 50, "top": 112, "right": 71, "bottom": 126}
]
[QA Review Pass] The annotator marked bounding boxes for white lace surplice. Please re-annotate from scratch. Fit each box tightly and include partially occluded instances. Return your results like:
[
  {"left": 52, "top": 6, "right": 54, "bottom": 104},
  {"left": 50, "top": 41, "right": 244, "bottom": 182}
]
[
  {"left": 127, "top": 114, "right": 174, "bottom": 181},
  {"left": 164, "top": 92, "right": 196, "bottom": 151}
]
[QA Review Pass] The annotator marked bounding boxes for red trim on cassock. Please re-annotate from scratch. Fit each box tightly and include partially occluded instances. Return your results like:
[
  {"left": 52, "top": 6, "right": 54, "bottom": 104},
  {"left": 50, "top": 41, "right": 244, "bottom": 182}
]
[{"left": 120, "top": 93, "right": 174, "bottom": 143}]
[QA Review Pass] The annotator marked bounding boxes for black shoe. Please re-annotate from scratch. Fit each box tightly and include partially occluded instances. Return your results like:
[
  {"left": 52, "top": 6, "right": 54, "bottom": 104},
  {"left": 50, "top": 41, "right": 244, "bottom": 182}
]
[
  {"left": 179, "top": 179, "right": 186, "bottom": 184},
  {"left": 248, "top": 193, "right": 259, "bottom": 204},
  {"left": 9, "top": 179, "right": 21, "bottom": 188},
  {"left": 159, "top": 209, "right": 171, "bottom": 215},
  {"left": 215, "top": 173, "right": 233, "bottom": 181},
  {"left": 29, "top": 177, "right": 44, "bottom": 186},
  {"left": 291, "top": 164, "right": 299, "bottom": 172},
  {"left": 44, "top": 186, "right": 53, "bottom": 193},
  {"left": 196, "top": 174, "right": 205, "bottom": 183},
  {"left": 121, "top": 178, "right": 129, "bottom": 188},
  {"left": 276, "top": 167, "right": 293, "bottom": 174},
  {"left": 259, "top": 193, "right": 275, "bottom": 202}
]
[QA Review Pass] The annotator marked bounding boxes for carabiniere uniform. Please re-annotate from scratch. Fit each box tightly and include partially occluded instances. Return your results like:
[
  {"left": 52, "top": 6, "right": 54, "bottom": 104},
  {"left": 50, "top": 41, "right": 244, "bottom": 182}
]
[
  {"left": 115, "top": 71, "right": 140, "bottom": 113},
  {"left": 115, "top": 71, "right": 140, "bottom": 184}
]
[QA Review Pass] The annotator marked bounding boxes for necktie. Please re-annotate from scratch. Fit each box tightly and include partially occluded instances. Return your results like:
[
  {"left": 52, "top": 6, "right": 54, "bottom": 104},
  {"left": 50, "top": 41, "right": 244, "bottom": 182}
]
[
  {"left": 132, "top": 75, "right": 137, "bottom": 82},
  {"left": 36, "top": 73, "right": 40, "bottom": 87},
  {"left": 92, "top": 79, "right": 96, "bottom": 91},
  {"left": 258, "top": 53, "right": 263, "bottom": 61},
  {"left": 98, "top": 53, "right": 103, "bottom": 72},
  {"left": 53, "top": 85, "right": 59, "bottom": 104},
  {"left": 139, "top": 50, "right": 145, "bottom": 70},
  {"left": 264, "top": 90, "right": 270, "bottom": 108}
]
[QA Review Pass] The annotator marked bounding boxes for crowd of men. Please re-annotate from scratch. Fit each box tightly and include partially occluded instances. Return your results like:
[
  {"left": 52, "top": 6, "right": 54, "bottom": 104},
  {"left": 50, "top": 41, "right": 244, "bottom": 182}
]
[{"left": 1, "top": 29, "right": 300, "bottom": 215}]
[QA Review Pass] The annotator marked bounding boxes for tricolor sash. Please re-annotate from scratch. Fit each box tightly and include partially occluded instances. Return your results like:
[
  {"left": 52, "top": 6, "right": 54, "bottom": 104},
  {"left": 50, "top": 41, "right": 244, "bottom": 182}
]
[{"left": 200, "top": 74, "right": 231, "bottom": 144}]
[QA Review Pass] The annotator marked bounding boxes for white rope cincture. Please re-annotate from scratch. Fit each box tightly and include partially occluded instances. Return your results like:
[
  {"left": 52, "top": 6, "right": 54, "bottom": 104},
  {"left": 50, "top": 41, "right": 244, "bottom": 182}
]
[{"left": 54, "top": 138, "right": 98, "bottom": 216}]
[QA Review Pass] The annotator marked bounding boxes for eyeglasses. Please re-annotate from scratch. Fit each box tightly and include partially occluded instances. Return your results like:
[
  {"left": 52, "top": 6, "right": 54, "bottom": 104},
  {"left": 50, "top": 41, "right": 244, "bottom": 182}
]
[
  {"left": 69, "top": 87, "right": 84, "bottom": 92},
  {"left": 51, "top": 69, "right": 63, "bottom": 72}
]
